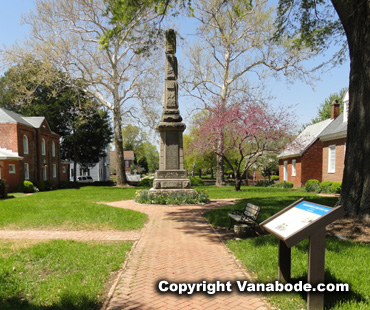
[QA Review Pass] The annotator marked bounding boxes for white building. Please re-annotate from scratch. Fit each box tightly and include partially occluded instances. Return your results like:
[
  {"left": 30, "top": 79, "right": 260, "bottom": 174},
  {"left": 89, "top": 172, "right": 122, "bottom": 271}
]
[{"left": 70, "top": 150, "right": 110, "bottom": 182}]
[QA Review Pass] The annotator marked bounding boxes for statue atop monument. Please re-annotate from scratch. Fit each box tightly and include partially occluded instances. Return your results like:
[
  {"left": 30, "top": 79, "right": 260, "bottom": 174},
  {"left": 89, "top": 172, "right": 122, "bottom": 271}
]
[{"left": 150, "top": 29, "right": 195, "bottom": 194}]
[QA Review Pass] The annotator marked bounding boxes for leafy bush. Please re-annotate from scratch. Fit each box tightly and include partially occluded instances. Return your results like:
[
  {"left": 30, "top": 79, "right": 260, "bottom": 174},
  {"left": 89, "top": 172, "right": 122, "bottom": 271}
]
[
  {"left": 135, "top": 189, "right": 210, "bottom": 205},
  {"left": 24, "top": 181, "right": 35, "bottom": 193},
  {"left": 17, "top": 181, "right": 35, "bottom": 193},
  {"left": 255, "top": 180, "right": 273, "bottom": 187},
  {"left": 33, "top": 180, "right": 55, "bottom": 191},
  {"left": 190, "top": 176, "right": 204, "bottom": 186},
  {"left": 59, "top": 181, "right": 78, "bottom": 189},
  {"left": 33, "top": 181, "right": 45, "bottom": 191},
  {"left": 139, "top": 178, "right": 153, "bottom": 187},
  {"left": 270, "top": 175, "right": 279, "bottom": 181},
  {"left": 271, "top": 181, "right": 293, "bottom": 188},
  {"left": 305, "top": 179, "right": 321, "bottom": 192},
  {"left": 331, "top": 182, "right": 342, "bottom": 194},
  {"left": 320, "top": 181, "right": 334, "bottom": 193}
]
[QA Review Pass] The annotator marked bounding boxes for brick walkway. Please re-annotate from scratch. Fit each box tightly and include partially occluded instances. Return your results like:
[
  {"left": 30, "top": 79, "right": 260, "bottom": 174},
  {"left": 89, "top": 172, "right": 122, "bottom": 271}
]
[
  {"left": 103, "top": 200, "right": 270, "bottom": 310},
  {"left": 0, "top": 199, "right": 270, "bottom": 310}
]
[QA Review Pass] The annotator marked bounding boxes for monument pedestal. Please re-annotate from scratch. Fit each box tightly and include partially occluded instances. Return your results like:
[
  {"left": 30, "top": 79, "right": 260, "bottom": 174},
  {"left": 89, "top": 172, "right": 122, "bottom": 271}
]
[{"left": 150, "top": 29, "right": 195, "bottom": 195}]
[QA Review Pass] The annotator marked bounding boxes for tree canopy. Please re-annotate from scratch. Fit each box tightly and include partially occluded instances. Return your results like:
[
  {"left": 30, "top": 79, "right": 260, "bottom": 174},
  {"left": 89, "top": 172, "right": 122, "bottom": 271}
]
[{"left": 0, "top": 62, "right": 112, "bottom": 170}]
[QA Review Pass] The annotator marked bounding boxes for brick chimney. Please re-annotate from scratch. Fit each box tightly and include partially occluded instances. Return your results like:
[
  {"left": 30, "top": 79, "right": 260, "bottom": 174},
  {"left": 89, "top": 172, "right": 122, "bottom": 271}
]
[{"left": 331, "top": 100, "right": 340, "bottom": 120}]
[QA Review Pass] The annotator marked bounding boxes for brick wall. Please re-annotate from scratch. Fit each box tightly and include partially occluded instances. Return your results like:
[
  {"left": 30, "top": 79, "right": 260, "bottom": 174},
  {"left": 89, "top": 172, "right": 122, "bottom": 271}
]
[
  {"left": 322, "top": 138, "right": 346, "bottom": 182},
  {"left": 60, "top": 163, "right": 69, "bottom": 182},
  {"left": 301, "top": 139, "right": 324, "bottom": 185},
  {"left": 0, "top": 160, "right": 21, "bottom": 192},
  {"left": 18, "top": 124, "right": 38, "bottom": 183},
  {"left": 279, "top": 157, "right": 302, "bottom": 187},
  {"left": 0, "top": 123, "right": 18, "bottom": 152}
]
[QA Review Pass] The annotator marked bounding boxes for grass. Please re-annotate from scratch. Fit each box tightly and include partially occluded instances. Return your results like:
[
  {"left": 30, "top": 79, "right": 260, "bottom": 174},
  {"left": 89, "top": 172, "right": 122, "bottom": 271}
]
[
  {"left": 0, "top": 239, "right": 132, "bottom": 310},
  {"left": 0, "top": 186, "right": 146, "bottom": 231},
  {"left": 203, "top": 186, "right": 370, "bottom": 309}
]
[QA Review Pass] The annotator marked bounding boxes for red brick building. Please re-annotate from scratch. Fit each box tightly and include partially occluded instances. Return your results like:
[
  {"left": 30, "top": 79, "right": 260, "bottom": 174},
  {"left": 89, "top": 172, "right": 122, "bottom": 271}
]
[
  {"left": 110, "top": 150, "right": 135, "bottom": 174},
  {"left": 278, "top": 119, "right": 333, "bottom": 187},
  {"left": 0, "top": 108, "right": 67, "bottom": 192},
  {"left": 278, "top": 91, "right": 349, "bottom": 188},
  {"left": 319, "top": 92, "right": 348, "bottom": 183}
]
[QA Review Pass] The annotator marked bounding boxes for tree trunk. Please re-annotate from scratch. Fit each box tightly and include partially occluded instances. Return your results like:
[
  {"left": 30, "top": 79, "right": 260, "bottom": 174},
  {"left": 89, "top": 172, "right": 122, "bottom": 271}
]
[
  {"left": 216, "top": 153, "right": 225, "bottom": 185},
  {"left": 198, "top": 168, "right": 202, "bottom": 178},
  {"left": 210, "top": 167, "right": 214, "bottom": 179},
  {"left": 332, "top": 0, "right": 370, "bottom": 216},
  {"left": 235, "top": 172, "right": 242, "bottom": 191},
  {"left": 113, "top": 107, "right": 127, "bottom": 186}
]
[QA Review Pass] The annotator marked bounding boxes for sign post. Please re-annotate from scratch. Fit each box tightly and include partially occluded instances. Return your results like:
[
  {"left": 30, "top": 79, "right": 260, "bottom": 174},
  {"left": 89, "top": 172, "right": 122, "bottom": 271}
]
[{"left": 261, "top": 199, "right": 344, "bottom": 310}]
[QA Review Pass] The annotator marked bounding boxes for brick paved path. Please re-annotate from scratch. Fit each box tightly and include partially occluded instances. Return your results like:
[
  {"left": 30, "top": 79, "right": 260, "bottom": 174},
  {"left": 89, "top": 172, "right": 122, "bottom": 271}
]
[
  {"left": 0, "top": 229, "right": 141, "bottom": 241},
  {"left": 103, "top": 200, "right": 269, "bottom": 310}
]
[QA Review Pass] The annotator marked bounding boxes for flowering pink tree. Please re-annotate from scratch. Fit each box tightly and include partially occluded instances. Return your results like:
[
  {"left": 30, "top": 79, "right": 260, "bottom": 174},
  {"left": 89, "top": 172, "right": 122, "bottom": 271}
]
[{"left": 192, "top": 99, "right": 295, "bottom": 190}]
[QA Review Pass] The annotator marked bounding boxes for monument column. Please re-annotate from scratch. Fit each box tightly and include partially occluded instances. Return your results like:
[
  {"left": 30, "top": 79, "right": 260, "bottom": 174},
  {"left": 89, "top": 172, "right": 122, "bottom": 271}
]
[{"left": 150, "top": 29, "right": 195, "bottom": 194}]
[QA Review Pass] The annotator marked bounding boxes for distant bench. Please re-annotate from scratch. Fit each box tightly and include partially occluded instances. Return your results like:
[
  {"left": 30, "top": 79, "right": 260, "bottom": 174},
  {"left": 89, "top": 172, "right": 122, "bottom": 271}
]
[{"left": 228, "top": 202, "right": 261, "bottom": 236}]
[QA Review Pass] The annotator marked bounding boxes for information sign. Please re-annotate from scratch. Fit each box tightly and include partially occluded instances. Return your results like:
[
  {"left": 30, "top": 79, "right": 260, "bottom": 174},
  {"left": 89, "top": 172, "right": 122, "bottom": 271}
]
[
  {"left": 260, "top": 198, "right": 344, "bottom": 310},
  {"left": 263, "top": 201, "right": 332, "bottom": 239}
]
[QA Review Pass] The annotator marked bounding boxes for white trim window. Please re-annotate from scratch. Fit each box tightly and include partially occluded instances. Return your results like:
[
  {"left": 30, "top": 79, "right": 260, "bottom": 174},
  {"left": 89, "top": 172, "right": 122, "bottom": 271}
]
[
  {"left": 41, "top": 138, "right": 46, "bottom": 155},
  {"left": 292, "top": 160, "right": 296, "bottom": 177},
  {"left": 43, "top": 166, "right": 47, "bottom": 181},
  {"left": 283, "top": 161, "right": 288, "bottom": 181},
  {"left": 62, "top": 166, "right": 66, "bottom": 174},
  {"left": 52, "top": 164, "right": 57, "bottom": 178},
  {"left": 9, "top": 164, "right": 16, "bottom": 174},
  {"left": 52, "top": 141, "right": 56, "bottom": 157},
  {"left": 23, "top": 135, "right": 29, "bottom": 154},
  {"left": 328, "top": 145, "right": 336, "bottom": 173},
  {"left": 24, "top": 163, "right": 30, "bottom": 180}
]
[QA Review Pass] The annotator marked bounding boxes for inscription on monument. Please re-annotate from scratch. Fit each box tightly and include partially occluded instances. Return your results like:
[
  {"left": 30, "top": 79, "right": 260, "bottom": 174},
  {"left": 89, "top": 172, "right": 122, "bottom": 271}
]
[{"left": 166, "top": 132, "right": 179, "bottom": 169}]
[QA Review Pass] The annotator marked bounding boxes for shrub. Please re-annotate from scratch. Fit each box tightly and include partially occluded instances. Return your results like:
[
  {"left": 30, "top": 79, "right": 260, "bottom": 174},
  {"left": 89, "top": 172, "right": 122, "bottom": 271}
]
[
  {"left": 305, "top": 179, "right": 321, "bottom": 192},
  {"left": 33, "top": 180, "right": 55, "bottom": 191},
  {"left": 190, "top": 176, "right": 204, "bottom": 186},
  {"left": 255, "top": 180, "right": 273, "bottom": 187},
  {"left": 33, "top": 181, "right": 45, "bottom": 191},
  {"left": 17, "top": 181, "right": 35, "bottom": 193},
  {"left": 270, "top": 175, "right": 279, "bottom": 181},
  {"left": 23, "top": 181, "right": 35, "bottom": 193},
  {"left": 139, "top": 178, "right": 153, "bottom": 187},
  {"left": 280, "top": 181, "right": 293, "bottom": 188},
  {"left": 135, "top": 189, "right": 210, "bottom": 205},
  {"left": 331, "top": 182, "right": 342, "bottom": 194},
  {"left": 44, "top": 181, "right": 54, "bottom": 191},
  {"left": 320, "top": 181, "right": 334, "bottom": 193},
  {"left": 59, "top": 181, "right": 77, "bottom": 189}
]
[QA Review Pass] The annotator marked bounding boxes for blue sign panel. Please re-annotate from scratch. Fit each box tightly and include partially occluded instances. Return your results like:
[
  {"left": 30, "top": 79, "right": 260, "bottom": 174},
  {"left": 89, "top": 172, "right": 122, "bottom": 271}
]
[{"left": 294, "top": 202, "right": 331, "bottom": 216}]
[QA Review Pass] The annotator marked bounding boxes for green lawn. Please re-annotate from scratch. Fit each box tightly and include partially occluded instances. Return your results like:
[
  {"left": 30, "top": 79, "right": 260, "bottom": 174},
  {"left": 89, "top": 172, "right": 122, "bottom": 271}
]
[
  {"left": 1, "top": 185, "right": 368, "bottom": 309},
  {"left": 0, "top": 239, "right": 132, "bottom": 310},
  {"left": 203, "top": 186, "right": 370, "bottom": 310},
  {"left": 0, "top": 186, "right": 144, "bottom": 309},
  {"left": 0, "top": 186, "right": 146, "bottom": 230}
]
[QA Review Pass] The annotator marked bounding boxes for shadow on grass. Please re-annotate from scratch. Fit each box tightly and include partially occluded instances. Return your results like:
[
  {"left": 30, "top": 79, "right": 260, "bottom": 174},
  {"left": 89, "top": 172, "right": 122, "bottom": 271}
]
[
  {"left": 282, "top": 270, "right": 366, "bottom": 309},
  {"left": 203, "top": 196, "right": 339, "bottom": 229},
  {"left": 0, "top": 292, "right": 102, "bottom": 310}
]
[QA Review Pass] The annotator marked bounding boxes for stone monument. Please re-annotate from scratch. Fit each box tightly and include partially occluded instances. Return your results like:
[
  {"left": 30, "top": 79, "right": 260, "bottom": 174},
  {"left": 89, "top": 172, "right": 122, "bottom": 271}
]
[{"left": 150, "top": 29, "right": 195, "bottom": 194}]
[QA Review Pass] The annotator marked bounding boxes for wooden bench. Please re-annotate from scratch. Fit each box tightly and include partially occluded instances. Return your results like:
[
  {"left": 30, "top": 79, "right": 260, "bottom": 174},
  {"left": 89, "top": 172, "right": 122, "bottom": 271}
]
[{"left": 228, "top": 203, "right": 261, "bottom": 235}]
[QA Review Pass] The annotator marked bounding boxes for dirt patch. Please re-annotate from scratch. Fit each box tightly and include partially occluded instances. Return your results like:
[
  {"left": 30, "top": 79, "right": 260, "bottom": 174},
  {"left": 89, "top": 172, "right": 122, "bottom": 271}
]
[{"left": 326, "top": 217, "right": 370, "bottom": 243}]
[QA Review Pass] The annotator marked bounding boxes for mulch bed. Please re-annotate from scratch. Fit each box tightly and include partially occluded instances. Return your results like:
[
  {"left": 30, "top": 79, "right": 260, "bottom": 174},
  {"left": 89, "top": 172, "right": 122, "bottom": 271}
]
[{"left": 326, "top": 217, "right": 370, "bottom": 243}]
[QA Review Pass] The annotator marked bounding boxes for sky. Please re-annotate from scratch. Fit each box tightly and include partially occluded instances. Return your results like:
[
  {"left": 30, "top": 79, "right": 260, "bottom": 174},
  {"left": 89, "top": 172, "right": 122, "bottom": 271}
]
[{"left": 0, "top": 1, "right": 351, "bottom": 129}]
